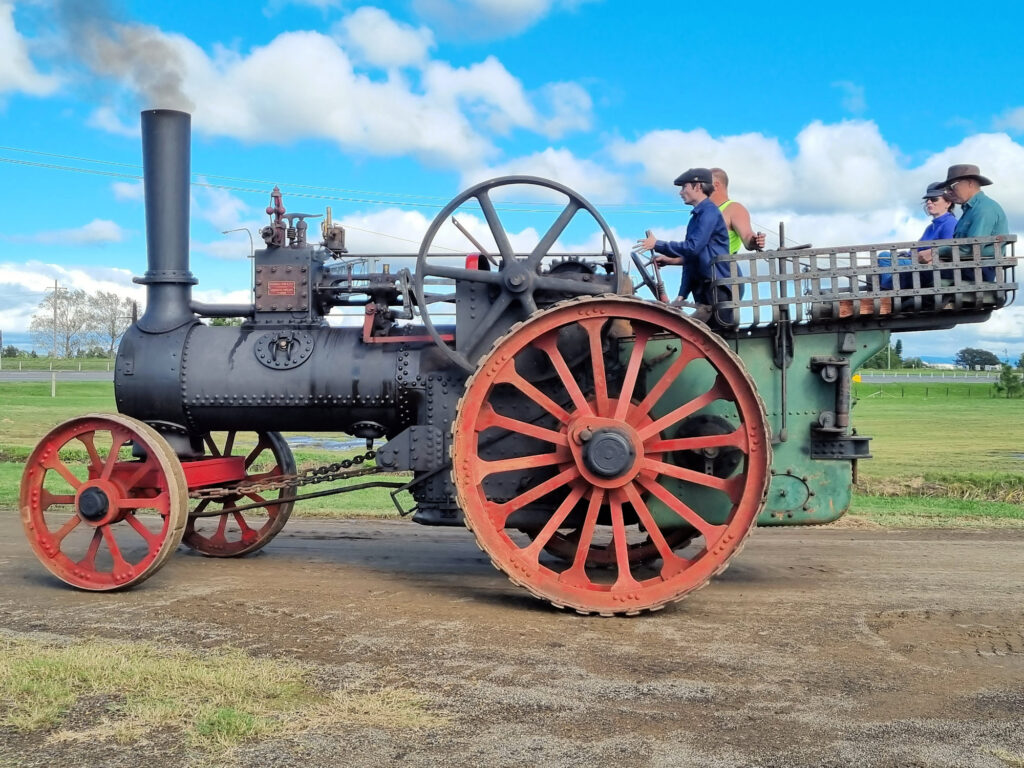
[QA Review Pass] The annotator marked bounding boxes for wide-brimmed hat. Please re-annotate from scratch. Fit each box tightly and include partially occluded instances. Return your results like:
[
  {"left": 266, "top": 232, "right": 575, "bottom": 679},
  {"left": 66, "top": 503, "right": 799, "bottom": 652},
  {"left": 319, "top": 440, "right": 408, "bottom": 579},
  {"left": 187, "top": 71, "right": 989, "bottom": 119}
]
[
  {"left": 942, "top": 164, "right": 993, "bottom": 187},
  {"left": 673, "top": 167, "right": 713, "bottom": 186},
  {"left": 922, "top": 181, "right": 951, "bottom": 200}
]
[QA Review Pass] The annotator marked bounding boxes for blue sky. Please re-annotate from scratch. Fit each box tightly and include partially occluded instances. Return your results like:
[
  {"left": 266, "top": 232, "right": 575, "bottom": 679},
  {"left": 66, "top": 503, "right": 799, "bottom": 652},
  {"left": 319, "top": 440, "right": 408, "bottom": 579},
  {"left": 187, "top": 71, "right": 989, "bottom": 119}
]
[{"left": 2, "top": 0, "right": 1023, "bottom": 359}]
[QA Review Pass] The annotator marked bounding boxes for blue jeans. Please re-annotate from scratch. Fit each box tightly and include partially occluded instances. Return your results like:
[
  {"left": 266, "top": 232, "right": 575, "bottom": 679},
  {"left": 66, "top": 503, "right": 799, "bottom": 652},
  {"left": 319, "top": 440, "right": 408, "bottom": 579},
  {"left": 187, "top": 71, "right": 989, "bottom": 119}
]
[{"left": 876, "top": 251, "right": 911, "bottom": 290}]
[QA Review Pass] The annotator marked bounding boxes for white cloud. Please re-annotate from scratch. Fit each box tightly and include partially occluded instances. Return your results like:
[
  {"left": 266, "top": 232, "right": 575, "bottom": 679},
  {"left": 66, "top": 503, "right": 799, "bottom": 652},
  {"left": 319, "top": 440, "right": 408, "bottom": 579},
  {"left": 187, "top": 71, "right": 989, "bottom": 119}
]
[
  {"left": 0, "top": 2, "right": 59, "bottom": 97},
  {"left": 75, "top": 25, "right": 592, "bottom": 171},
  {"left": 112, "top": 181, "right": 145, "bottom": 201},
  {"left": 462, "top": 147, "right": 627, "bottom": 204},
  {"left": 993, "top": 106, "right": 1024, "bottom": 134},
  {"left": 87, "top": 106, "right": 139, "bottom": 137},
  {"left": 832, "top": 80, "right": 866, "bottom": 115},
  {"left": 10, "top": 219, "right": 127, "bottom": 245},
  {"left": 334, "top": 7, "right": 434, "bottom": 69},
  {"left": 412, "top": 0, "right": 594, "bottom": 39}
]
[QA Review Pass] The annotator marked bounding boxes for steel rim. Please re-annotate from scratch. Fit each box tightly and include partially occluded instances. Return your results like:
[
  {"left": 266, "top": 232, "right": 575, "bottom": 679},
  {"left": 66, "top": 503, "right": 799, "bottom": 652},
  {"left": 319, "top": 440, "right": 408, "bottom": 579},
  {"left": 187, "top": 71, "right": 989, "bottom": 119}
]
[
  {"left": 452, "top": 296, "right": 771, "bottom": 615},
  {"left": 183, "top": 431, "right": 296, "bottom": 557},
  {"left": 20, "top": 414, "right": 187, "bottom": 591}
]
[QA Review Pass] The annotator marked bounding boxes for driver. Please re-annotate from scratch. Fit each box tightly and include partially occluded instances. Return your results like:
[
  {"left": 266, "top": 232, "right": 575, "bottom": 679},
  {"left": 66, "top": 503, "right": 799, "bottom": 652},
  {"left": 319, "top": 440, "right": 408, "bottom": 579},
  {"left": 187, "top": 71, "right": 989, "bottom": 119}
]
[{"left": 637, "top": 167, "right": 729, "bottom": 323}]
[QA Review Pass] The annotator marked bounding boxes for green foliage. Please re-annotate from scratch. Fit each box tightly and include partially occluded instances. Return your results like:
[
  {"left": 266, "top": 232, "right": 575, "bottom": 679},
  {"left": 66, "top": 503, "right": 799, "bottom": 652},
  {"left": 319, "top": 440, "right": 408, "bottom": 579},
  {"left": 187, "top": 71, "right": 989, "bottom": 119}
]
[
  {"left": 209, "top": 317, "right": 244, "bottom": 327},
  {"left": 994, "top": 364, "right": 1024, "bottom": 398},
  {"left": 1018, "top": 352, "right": 1024, "bottom": 371},
  {"left": 2, "top": 345, "right": 23, "bottom": 358},
  {"left": 954, "top": 346, "right": 1000, "bottom": 369},
  {"left": 863, "top": 342, "right": 902, "bottom": 369}
]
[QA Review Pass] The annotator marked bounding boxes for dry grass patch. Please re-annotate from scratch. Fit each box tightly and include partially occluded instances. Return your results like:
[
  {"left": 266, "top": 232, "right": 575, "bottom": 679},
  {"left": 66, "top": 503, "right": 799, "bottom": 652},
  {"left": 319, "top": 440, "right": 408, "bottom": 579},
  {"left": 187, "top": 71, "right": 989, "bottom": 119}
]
[{"left": 0, "top": 633, "right": 447, "bottom": 752}]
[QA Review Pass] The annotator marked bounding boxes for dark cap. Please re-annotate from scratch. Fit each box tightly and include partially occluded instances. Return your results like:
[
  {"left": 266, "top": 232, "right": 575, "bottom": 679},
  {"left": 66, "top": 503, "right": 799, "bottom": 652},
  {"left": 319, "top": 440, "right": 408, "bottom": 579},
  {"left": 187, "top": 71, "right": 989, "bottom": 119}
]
[
  {"left": 673, "top": 167, "right": 713, "bottom": 186},
  {"left": 941, "top": 163, "right": 993, "bottom": 187},
  {"left": 922, "top": 181, "right": 950, "bottom": 200}
]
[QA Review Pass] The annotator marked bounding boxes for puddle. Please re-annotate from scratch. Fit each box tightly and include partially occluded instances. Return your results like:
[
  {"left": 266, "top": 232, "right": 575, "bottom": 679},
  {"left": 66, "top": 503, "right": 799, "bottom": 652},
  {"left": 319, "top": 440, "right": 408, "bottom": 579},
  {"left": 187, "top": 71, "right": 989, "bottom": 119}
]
[{"left": 285, "top": 435, "right": 366, "bottom": 452}]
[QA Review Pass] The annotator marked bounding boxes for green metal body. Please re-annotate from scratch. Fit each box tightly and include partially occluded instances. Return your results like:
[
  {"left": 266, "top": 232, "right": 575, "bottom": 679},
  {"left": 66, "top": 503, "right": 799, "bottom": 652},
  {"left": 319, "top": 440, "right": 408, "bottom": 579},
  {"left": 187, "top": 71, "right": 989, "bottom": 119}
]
[{"left": 638, "top": 328, "right": 888, "bottom": 529}]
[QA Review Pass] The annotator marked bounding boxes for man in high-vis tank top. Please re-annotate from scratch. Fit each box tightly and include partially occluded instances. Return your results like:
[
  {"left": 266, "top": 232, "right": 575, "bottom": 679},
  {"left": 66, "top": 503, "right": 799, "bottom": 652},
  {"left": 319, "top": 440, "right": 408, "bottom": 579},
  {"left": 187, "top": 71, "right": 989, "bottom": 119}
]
[{"left": 709, "top": 168, "right": 766, "bottom": 253}]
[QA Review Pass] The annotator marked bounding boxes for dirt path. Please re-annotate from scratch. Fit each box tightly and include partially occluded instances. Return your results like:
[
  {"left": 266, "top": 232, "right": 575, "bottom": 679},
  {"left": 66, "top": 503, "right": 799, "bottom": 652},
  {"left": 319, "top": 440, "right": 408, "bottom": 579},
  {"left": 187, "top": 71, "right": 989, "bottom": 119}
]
[{"left": 2, "top": 512, "right": 1022, "bottom": 767}]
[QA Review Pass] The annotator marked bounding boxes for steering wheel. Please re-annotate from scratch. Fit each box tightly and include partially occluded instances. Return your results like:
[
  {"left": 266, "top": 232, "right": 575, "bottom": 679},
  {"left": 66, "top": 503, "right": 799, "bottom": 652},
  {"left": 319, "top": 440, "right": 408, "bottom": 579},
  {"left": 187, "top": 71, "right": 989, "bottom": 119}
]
[
  {"left": 630, "top": 249, "right": 666, "bottom": 301},
  {"left": 413, "top": 175, "right": 621, "bottom": 372}
]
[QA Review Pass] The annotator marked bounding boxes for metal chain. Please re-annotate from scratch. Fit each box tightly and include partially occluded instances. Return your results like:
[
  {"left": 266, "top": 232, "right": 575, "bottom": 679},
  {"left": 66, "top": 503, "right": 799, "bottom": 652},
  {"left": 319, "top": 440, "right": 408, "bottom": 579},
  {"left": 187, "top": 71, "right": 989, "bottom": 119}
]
[{"left": 188, "top": 449, "right": 378, "bottom": 500}]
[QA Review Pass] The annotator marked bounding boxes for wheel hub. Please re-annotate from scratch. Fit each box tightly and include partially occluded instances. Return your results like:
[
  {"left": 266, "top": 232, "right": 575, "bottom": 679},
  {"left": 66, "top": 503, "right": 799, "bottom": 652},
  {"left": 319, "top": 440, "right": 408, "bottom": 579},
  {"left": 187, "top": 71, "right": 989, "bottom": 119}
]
[
  {"left": 503, "top": 265, "right": 531, "bottom": 293},
  {"left": 78, "top": 487, "right": 111, "bottom": 521},
  {"left": 582, "top": 428, "right": 636, "bottom": 478}
]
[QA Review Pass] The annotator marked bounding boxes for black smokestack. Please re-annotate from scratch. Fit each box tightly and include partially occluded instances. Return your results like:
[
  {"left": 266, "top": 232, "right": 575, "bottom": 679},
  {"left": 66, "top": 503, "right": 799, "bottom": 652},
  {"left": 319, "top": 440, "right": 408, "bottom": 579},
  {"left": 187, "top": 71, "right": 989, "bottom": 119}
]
[{"left": 135, "top": 109, "right": 197, "bottom": 333}]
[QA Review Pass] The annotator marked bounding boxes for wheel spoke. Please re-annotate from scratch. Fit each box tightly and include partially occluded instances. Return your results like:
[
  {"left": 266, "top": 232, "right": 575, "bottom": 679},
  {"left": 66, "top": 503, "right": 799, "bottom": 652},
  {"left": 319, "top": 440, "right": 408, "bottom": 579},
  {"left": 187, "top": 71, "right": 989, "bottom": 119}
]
[
  {"left": 622, "top": 482, "right": 691, "bottom": 578},
  {"left": 609, "top": 490, "right": 641, "bottom": 591},
  {"left": 535, "top": 333, "right": 593, "bottom": 415},
  {"left": 635, "top": 474, "right": 726, "bottom": 540},
  {"left": 496, "top": 368, "right": 572, "bottom": 424},
  {"left": 120, "top": 491, "right": 169, "bottom": 513},
  {"left": 50, "top": 514, "right": 82, "bottom": 545},
  {"left": 231, "top": 511, "right": 255, "bottom": 533},
  {"left": 528, "top": 200, "right": 580, "bottom": 268},
  {"left": 475, "top": 190, "right": 514, "bottom": 264},
  {"left": 77, "top": 433, "right": 103, "bottom": 475},
  {"left": 191, "top": 498, "right": 211, "bottom": 517},
  {"left": 79, "top": 529, "right": 103, "bottom": 569},
  {"left": 628, "top": 346, "right": 700, "bottom": 426},
  {"left": 492, "top": 466, "right": 580, "bottom": 524},
  {"left": 613, "top": 326, "right": 653, "bottom": 420},
  {"left": 101, "top": 431, "right": 129, "bottom": 480},
  {"left": 244, "top": 437, "right": 270, "bottom": 470},
  {"left": 477, "top": 448, "right": 572, "bottom": 480},
  {"left": 643, "top": 460, "right": 741, "bottom": 501},
  {"left": 43, "top": 456, "right": 83, "bottom": 491},
  {"left": 223, "top": 431, "right": 237, "bottom": 457},
  {"left": 637, "top": 376, "right": 730, "bottom": 441},
  {"left": 462, "top": 292, "right": 513, "bottom": 359},
  {"left": 40, "top": 490, "right": 75, "bottom": 510},
  {"left": 522, "top": 482, "right": 587, "bottom": 560},
  {"left": 581, "top": 319, "right": 609, "bottom": 416},
  {"left": 558, "top": 488, "right": 604, "bottom": 587},
  {"left": 125, "top": 513, "right": 160, "bottom": 547},
  {"left": 212, "top": 513, "right": 230, "bottom": 544},
  {"left": 646, "top": 428, "right": 748, "bottom": 454},
  {"left": 121, "top": 460, "right": 155, "bottom": 494},
  {"left": 475, "top": 404, "right": 569, "bottom": 446},
  {"left": 101, "top": 525, "right": 132, "bottom": 570},
  {"left": 204, "top": 434, "right": 222, "bottom": 457}
]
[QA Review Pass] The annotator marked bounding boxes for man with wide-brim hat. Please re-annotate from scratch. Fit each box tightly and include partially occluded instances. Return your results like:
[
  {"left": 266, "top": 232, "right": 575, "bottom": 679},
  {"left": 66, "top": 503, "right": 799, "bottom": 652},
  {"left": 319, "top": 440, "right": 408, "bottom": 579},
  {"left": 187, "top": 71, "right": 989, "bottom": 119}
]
[{"left": 936, "top": 163, "right": 1008, "bottom": 282}]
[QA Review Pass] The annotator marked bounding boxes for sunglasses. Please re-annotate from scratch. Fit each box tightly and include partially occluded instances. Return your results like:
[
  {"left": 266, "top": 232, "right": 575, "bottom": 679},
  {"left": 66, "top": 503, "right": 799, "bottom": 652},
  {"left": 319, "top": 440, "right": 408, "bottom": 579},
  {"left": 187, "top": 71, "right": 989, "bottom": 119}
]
[{"left": 925, "top": 197, "right": 942, "bottom": 202}]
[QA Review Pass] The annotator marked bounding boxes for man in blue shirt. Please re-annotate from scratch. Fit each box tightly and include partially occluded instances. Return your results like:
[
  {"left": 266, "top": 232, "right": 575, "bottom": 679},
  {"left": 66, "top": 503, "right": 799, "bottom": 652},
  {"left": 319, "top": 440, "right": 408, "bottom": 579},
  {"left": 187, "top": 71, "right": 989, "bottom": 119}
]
[
  {"left": 936, "top": 163, "right": 1009, "bottom": 282},
  {"left": 637, "top": 168, "right": 730, "bottom": 323}
]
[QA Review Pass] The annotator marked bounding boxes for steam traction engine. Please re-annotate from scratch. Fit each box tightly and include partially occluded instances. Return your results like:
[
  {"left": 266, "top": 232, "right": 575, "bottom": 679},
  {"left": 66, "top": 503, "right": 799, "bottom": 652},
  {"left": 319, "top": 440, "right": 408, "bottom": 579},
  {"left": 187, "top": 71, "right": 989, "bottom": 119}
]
[{"left": 20, "top": 110, "right": 1018, "bottom": 615}]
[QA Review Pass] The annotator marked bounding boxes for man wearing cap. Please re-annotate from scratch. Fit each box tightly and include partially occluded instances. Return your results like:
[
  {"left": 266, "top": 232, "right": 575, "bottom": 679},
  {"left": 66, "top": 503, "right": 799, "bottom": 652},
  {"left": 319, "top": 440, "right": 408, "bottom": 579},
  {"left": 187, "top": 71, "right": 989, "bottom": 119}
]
[
  {"left": 637, "top": 167, "right": 730, "bottom": 323},
  {"left": 936, "top": 164, "right": 1008, "bottom": 282}
]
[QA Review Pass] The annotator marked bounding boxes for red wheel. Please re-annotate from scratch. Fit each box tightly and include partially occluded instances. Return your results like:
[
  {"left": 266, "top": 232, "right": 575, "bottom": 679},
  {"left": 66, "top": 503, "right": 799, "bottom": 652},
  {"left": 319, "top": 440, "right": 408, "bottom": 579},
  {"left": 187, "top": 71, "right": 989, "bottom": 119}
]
[
  {"left": 183, "top": 431, "right": 296, "bottom": 557},
  {"left": 452, "top": 296, "right": 771, "bottom": 615},
  {"left": 20, "top": 414, "right": 187, "bottom": 591}
]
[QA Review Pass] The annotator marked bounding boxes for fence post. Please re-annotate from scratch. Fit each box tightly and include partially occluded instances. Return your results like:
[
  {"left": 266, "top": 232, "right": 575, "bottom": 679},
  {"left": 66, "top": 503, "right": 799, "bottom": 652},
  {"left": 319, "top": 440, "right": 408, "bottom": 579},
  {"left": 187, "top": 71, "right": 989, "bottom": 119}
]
[{"left": 51, "top": 372, "right": 56, "bottom": 398}]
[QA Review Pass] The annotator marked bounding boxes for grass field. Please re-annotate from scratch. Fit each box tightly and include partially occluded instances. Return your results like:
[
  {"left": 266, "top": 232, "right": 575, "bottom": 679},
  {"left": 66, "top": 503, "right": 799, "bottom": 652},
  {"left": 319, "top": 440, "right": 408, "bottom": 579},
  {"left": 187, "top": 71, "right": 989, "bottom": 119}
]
[{"left": 1, "top": 380, "right": 1021, "bottom": 525}]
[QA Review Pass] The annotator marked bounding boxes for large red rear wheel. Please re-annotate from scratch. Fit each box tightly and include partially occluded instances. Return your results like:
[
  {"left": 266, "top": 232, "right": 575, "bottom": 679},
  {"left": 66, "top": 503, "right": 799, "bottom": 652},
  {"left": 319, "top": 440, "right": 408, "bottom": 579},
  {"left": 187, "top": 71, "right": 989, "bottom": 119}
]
[
  {"left": 20, "top": 414, "right": 187, "bottom": 591},
  {"left": 183, "top": 431, "right": 296, "bottom": 557},
  {"left": 452, "top": 296, "right": 770, "bottom": 615}
]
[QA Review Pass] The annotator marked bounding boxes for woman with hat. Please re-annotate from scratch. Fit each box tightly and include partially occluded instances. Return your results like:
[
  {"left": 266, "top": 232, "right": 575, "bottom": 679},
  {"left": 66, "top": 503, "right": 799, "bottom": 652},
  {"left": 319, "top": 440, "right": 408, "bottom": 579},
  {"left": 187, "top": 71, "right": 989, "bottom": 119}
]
[{"left": 878, "top": 181, "right": 957, "bottom": 290}]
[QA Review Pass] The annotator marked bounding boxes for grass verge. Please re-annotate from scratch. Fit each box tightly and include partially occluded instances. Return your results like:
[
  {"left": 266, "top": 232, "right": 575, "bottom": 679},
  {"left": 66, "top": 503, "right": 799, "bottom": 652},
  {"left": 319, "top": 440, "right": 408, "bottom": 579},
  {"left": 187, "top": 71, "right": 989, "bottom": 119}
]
[{"left": 0, "top": 632, "right": 445, "bottom": 752}]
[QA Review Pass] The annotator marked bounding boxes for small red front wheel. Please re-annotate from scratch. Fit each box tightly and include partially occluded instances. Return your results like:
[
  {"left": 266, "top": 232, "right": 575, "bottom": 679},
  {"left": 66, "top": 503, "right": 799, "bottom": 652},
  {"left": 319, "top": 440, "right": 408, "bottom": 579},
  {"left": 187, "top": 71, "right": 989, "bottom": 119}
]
[{"left": 20, "top": 413, "right": 188, "bottom": 591}]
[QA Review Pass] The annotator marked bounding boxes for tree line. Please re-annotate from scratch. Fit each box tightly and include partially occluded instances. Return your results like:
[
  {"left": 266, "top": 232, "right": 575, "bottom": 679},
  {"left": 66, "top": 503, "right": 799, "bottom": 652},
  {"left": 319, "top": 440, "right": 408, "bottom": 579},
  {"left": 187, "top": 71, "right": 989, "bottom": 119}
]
[
  {"left": 2, "top": 289, "right": 136, "bottom": 359},
  {"left": 863, "top": 342, "right": 1024, "bottom": 372}
]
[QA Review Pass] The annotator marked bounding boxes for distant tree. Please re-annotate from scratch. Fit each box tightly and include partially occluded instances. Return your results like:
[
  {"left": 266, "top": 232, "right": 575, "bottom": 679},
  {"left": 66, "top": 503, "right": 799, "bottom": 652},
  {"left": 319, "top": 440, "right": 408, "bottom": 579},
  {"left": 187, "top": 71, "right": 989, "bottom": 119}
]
[
  {"left": 2, "top": 345, "right": 22, "bottom": 358},
  {"left": 29, "top": 288, "right": 92, "bottom": 358},
  {"left": 29, "top": 350, "right": 38, "bottom": 359},
  {"left": 90, "top": 291, "right": 136, "bottom": 357},
  {"left": 864, "top": 343, "right": 902, "bottom": 370},
  {"left": 894, "top": 339, "right": 903, "bottom": 358},
  {"left": 83, "top": 345, "right": 108, "bottom": 358},
  {"left": 994, "top": 364, "right": 1024, "bottom": 398},
  {"left": 1018, "top": 352, "right": 1024, "bottom": 371},
  {"left": 903, "top": 357, "right": 925, "bottom": 369},
  {"left": 209, "top": 317, "right": 244, "bottom": 327},
  {"left": 954, "top": 347, "right": 1000, "bottom": 369}
]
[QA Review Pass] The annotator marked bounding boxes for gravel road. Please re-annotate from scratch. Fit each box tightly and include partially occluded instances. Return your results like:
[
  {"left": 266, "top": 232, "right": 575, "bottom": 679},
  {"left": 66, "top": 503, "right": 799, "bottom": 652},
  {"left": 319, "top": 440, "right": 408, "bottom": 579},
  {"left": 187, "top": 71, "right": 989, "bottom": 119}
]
[{"left": 1, "top": 513, "right": 1022, "bottom": 768}]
